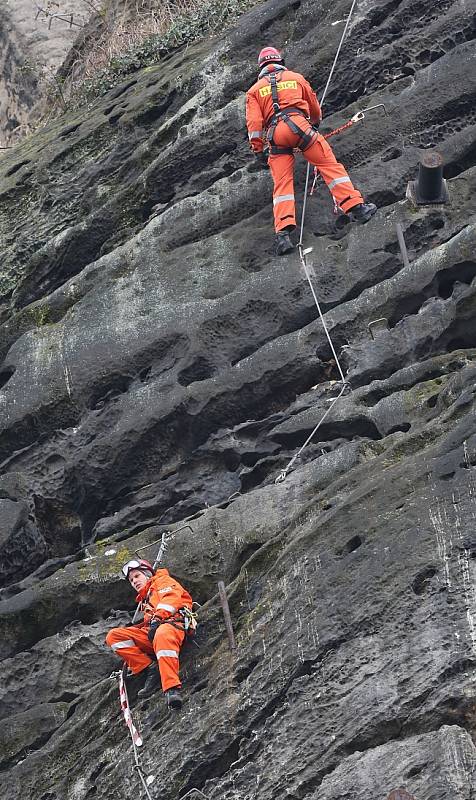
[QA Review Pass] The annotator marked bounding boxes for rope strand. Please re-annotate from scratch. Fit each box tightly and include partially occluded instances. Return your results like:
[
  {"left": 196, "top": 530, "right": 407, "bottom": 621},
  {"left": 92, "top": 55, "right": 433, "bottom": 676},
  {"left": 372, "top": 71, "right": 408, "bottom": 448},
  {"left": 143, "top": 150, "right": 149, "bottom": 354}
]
[
  {"left": 301, "top": 0, "right": 359, "bottom": 233},
  {"left": 319, "top": 0, "right": 359, "bottom": 108},
  {"left": 276, "top": 0, "right": 358, "bottom": 482},
  {"left": 299, "top": 255, "right": 346, "bottom": 385}
]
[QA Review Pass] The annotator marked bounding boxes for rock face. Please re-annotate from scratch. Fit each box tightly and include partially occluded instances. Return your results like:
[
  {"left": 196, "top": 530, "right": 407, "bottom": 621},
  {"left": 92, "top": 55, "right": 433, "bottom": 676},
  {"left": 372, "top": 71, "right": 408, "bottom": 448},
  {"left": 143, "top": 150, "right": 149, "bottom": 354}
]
[
  {"left": 0, "top": 0, "right": 475, "bottom": 798},
  {"left": 0, "top": 0, "right": 90, "bottom": 143},
  {"left": 0, "top": 1, "right": 37, "bottom": 143}
]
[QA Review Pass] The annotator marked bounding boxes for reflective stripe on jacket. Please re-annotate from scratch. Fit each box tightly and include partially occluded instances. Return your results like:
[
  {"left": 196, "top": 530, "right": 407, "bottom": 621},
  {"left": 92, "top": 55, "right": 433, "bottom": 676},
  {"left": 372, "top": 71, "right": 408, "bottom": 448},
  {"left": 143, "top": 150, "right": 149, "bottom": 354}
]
[
  {"left": 246, "top": 66, "right": 322, "bottom": 153},
  {"left": 135, "top": 568, "right": 193, "bottom": 624}
]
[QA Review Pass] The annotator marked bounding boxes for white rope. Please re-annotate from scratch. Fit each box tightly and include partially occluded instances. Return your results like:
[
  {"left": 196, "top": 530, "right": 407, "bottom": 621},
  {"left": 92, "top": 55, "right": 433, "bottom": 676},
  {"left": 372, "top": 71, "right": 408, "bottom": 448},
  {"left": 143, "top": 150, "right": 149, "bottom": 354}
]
[
  {"left": 297, "top": 154, "right": 312, "bottom": 253},
  {"left": 277, "top": 0, "right": 358, "bottom": 483},
  {"left": 134, "top": 762, "right": 155, "bottom": 800},
  {"left": 275, "top": 382, "right": 348, "bottom": 483},
  {"left": 300, "top": 255, "right": 346, "bottom": 384},
  {"left": 299, "top": 0, "right": 359, "bottom": 245},
  {"left": 275, "top": 247, "right": 349, "bottom": 484},
  {"left": 320, "top": 0, "right": 359, "bottom": 109}
]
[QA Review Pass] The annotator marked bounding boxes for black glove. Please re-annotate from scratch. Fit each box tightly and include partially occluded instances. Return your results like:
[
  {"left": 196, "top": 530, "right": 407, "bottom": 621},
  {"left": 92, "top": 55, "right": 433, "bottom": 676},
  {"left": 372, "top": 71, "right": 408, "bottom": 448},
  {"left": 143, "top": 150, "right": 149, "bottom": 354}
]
[
  {"left": 255, "top": 151, "right": 269, "bottom": 169},
  {"left": 147, "top": 620, "right": 160, "bottom": 643}
]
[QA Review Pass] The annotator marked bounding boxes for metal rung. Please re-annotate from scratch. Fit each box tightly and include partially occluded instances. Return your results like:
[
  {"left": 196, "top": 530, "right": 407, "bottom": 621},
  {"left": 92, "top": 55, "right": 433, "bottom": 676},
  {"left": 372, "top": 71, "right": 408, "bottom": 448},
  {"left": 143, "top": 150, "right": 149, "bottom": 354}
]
[
  {"left": 181, "top": 789, "right": 210, "bottom": 800},
  {"left": 218, "top": 581, "right": 236, "bottom": 652},
  {"left": 395, "top": 222, "right": 410, "bottom": 268},
  {"left": 368, "top": 318, "right": 389, "bottom": 339}
]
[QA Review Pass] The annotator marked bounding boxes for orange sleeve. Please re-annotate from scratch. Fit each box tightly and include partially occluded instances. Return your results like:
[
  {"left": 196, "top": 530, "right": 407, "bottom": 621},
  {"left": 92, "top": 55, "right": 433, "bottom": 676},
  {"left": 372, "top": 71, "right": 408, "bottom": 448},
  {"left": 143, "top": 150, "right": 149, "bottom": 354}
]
[
  {"left": 245, "top": 88, "right": 265, "bottom": 153},
  {"left": 301, "top": 77, "right": 322, "bottom": 125}
]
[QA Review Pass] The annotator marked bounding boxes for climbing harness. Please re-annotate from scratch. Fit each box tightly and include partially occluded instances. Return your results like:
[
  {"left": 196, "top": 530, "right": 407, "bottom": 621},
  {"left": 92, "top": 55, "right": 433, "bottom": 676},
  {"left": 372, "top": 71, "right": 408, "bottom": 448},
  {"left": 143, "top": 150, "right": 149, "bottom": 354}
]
[
  {"left": 275, "top": 0, "right": 360, "bottom": 484},
  {"left": 149, "top": 605, "right": 200, "bottom": 637},
  {"left": 180, "top": 604, "right": 199, "bottom": 635},
  {"left": 265, "top": 72, "right": 316, "bottom": 155}
]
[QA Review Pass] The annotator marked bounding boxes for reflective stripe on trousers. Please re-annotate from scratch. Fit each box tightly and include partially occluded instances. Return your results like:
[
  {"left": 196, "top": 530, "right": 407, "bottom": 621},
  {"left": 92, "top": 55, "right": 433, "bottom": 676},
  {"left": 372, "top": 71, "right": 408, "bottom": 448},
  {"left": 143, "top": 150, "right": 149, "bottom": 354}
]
[
  {"left": 106, "top": 623, "right": 186, "bottom": 692},
  {"left": 110, "top": 639, "right": 136, "bottom": 651},
  {"left": 327, "top": 175, "right": 352, "bottom": 190},
  {"left": 268, "top": 119, "right": 363, "bottom": 231},
  {"left": 273, "top": 194, "right": 295, "bottom": 206},
  {"left": 153, "top": 625, "right": 185, "bottom": 691}
]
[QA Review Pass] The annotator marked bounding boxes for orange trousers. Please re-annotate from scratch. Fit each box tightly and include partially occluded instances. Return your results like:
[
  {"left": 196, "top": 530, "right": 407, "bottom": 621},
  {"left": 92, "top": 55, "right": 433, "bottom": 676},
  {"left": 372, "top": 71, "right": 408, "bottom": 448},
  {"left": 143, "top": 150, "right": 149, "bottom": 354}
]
[
  {"left": 268, "top": 116, "right": 363, "bottom": 232},
  {"left": 106, "top": 623, "right": 185, "bottom": 692}
]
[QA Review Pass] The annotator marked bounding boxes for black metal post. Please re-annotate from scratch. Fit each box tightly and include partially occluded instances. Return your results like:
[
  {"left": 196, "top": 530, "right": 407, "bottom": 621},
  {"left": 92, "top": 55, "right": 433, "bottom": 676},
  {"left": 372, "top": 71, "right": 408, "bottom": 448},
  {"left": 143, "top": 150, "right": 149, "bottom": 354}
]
[
  {"left": 407, "top": 150, "right": 448, "bottom": 204},
  {"left": 418, "top": 151, "right": 445, "bottom": 201},
  {"left": 387, "top": 790, "right": 416, "bottom": 800}
]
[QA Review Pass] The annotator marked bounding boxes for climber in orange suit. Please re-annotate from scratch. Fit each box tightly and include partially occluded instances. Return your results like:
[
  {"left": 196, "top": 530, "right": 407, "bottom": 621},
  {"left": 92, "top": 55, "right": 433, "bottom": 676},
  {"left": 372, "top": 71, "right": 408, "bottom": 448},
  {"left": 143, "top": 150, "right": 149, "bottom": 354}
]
[
  {"left": 246, "top": 47, "right": 377, "bottom": 255},
  {"left": 106, "top": 558, "right": 193, "bottom": 710}
]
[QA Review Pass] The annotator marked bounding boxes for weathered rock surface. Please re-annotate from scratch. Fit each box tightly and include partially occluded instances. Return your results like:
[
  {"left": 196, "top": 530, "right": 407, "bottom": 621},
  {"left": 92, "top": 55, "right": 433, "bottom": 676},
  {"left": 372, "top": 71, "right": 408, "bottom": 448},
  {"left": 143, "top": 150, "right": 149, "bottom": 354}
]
[
  {"left": 0, "top": 0, "right": 91, "bottom": 144},
  {"left": 0, "top": 0, "right": 475, "bottom": 798},
  {"left": 0, "top": 1, "right": 38, "bottom": 143}
]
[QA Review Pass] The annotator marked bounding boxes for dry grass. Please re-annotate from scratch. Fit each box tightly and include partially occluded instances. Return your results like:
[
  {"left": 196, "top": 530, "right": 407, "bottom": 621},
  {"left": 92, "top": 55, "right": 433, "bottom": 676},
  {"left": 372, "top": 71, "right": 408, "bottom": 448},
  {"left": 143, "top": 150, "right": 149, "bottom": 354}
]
[
  {"left": 5, "top": 0, "right": 238, "bottom": 143},
  {"left": 57, "top": 0, "right": 258, "bottom": 107},
  {"left": 72, "top": 0, "right": 205, "bottom": 84},
  {"left": 31, "top": 0, "right": 257, "bottom": 115}
]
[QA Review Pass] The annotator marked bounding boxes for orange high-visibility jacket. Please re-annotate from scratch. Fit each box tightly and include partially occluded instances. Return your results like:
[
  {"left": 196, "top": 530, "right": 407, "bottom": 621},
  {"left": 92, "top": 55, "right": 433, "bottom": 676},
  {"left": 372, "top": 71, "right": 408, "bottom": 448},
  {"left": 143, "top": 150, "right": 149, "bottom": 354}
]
[
  {"left": 136, "top": 568, "right": 192, "bottom": 624},
  {"left": 246, "top": 68, "right": 322, "bottom": 153}
]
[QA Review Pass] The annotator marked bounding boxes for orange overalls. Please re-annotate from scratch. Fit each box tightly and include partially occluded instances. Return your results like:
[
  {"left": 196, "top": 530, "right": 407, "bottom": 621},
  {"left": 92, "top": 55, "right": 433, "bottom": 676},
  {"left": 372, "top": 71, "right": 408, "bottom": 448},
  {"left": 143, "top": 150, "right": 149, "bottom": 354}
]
[
  {"left": 106, "top": 568, "right": 193, "bottom": 692},
  {"left": 245, "top": 64, "right": 364, "bottom": 232}
]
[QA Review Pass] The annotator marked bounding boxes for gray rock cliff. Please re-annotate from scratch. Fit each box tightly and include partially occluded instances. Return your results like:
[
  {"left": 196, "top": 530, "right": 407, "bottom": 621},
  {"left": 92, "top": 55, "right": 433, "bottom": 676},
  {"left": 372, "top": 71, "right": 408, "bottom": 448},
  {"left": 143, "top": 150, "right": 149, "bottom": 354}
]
[
  {"left": 0, "top": 0, "right": 91, "bottom": 144},
  {"left": 0, "top": 0, "right": 475, "bottom": 798}
]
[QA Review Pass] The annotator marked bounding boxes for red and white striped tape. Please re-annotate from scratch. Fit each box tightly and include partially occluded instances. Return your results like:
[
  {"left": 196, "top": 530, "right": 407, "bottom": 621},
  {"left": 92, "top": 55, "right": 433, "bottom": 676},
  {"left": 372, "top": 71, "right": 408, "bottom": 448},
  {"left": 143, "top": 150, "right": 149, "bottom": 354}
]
[{"left": 119, "top": 671, "right": 143, "bottom": 747}]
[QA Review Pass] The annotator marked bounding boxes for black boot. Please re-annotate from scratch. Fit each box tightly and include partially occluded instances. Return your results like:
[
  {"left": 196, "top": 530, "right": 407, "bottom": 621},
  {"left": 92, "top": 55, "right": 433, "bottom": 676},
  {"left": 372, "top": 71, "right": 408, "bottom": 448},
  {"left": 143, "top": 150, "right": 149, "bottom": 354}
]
[
  {"left": 166, "top": 687, "right": 183, "bottom": 710},
  {"left": 275, "top": 231, "right": 294, "bottom": 255},
  {"left": 138, "top": 664, "right": 162, "bottom": 699},
  {"left": 347, "top": 202, "right": 377, "bottom": 224}
]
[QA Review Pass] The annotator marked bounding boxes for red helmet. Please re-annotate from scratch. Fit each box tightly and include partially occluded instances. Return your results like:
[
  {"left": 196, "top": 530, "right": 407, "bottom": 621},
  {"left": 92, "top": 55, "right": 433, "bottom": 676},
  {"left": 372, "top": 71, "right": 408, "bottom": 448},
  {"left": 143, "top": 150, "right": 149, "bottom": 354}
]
[
  {"left": 258, "top": 46, "right": 283, "bottom": 68},
  {"left": 121, "top": 558, "right": 154, "bottom": 580}
]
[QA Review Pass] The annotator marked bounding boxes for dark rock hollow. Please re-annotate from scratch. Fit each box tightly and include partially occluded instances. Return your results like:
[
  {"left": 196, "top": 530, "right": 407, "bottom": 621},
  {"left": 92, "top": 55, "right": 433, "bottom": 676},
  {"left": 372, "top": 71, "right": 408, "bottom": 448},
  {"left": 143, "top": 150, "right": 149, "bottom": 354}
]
[{"left": 0, "top": 0, "right": 475, "bottom": 798}]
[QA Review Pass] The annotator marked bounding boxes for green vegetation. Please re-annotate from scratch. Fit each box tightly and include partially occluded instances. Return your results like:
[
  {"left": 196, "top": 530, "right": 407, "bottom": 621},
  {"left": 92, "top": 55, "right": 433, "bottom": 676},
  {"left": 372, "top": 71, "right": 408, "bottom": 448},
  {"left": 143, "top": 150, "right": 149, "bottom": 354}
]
[
  {"left": 71, "top": 0, "right": 258, "bottom": 106},
  {"left": 30, "top": 304, "right": 51, "bottom": 327}
]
